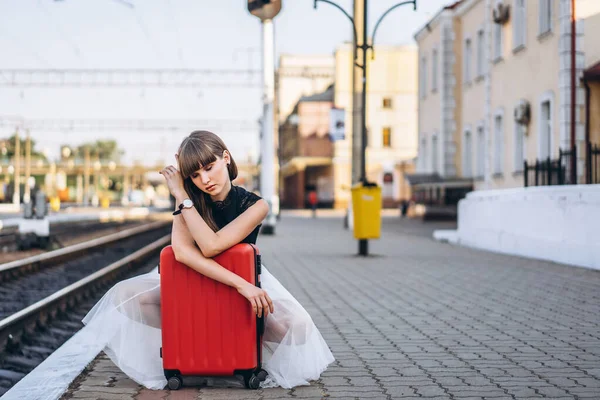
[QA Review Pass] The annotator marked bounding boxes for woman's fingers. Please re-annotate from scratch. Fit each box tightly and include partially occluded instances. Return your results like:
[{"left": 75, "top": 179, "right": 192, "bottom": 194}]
[
  {"left": 265, "top": 292, "right": 274, "bottom": 314},
  {"left": 260, "top": 295, "right": 270, "bottom": 317},
  {"left": 255, "top": 296, "right": 264, "bottom": 318},
  {"left": 251, "top": 297, "right": 261, "bottom": 317}
]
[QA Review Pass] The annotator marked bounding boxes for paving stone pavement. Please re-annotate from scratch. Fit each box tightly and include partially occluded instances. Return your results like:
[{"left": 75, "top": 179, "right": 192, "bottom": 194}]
[{"left": 61, "top": 214, "right": 600, "bottom": 399}]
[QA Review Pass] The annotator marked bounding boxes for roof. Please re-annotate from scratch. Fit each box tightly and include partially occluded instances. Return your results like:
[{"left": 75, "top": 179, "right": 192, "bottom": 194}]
[
  {"left": 583, "top": 61, "right": 600, "bottom": 81},
  {"left": 404, "top": 172, "right": 444, "bottom": 185},
  {"left": 298, "top": 84, "right": 334, "bottom": 103},
  {"left": 413, "top": 1, "right": 464, "bottom": 41},
  {"left": 404, "top": 172, "right": 473, "bottom": 188}
]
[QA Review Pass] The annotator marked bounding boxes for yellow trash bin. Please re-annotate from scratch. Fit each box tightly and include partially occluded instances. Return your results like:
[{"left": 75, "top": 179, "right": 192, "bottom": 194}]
[
  {"left": 351, "top": 182, "right": 382, "bottom": 239},
  {"left": 49, "top": 196, "right": 61, "bottom": 212},
  {"left": 100, "top": 197, "right": 111, "bottom": 209}
]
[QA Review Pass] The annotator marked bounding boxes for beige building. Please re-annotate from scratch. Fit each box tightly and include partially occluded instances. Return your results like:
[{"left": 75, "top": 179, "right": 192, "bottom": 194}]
[
  {"left": 414, "top": 0, "right": 600, "bottom": 194},
  {"left": 333, "top": 43, "right": 418, "bottom": 208}
]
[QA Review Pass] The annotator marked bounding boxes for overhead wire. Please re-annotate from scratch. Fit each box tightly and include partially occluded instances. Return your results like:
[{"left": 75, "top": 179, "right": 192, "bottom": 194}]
[{"left": 36, "top": 0, "right": 86, "bottom": 65}]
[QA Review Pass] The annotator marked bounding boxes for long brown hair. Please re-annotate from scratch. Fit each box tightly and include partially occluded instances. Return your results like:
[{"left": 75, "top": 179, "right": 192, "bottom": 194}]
[{"left": 177, "top": 130, "right": 238, "bottom": 232}]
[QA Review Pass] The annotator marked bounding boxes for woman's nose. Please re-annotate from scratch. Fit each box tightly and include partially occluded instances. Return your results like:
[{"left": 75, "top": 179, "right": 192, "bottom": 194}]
[{"left": 200, "top": 171, "right": 211, "bottom": 184}]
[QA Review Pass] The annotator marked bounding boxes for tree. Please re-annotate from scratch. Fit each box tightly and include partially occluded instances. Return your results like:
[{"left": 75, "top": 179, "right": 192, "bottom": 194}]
[
  {"left": 0, "top": 134, "right": 47, "bottom": 160},
  {"left": 65, "top": 139, "right": 124, "bottom": 162}
]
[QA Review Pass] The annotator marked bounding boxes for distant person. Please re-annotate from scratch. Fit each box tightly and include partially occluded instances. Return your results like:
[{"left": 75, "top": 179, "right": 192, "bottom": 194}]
[
  {"left": 308, "top": 190, "right": 317, "bottom": 218},
  {"left": 400, "top": 199, "right": 409, "bottom": 217},
  {"left": 82, "top": 130, "right": 334, "bottom": 390}
]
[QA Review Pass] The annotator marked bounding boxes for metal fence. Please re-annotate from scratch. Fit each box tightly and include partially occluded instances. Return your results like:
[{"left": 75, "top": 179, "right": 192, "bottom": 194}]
[
  {"left": 586, "top": 142, "right": 600, "bottom": 184},
  {"left": 524, "top": 147, "right": 576, "bottom": 187}
]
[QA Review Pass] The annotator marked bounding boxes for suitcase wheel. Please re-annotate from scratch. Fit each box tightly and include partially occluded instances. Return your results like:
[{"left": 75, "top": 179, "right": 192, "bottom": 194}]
[
  {"left": 245, "top": 374, "right": 261, "bottom": 390},
  {"left": 257, "top": 369, "right": 268, "bottom": 382},
  {"left": 167, "top": 376, "right": 183, "bottom": 390}
]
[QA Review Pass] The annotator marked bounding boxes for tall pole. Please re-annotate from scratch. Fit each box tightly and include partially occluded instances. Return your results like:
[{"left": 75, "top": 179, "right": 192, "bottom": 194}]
[
  {"left": 360, "top": 0, "right": 368, "bottom": 183},
  {"left": 83, "top": 146, "right": 90, "bottom": 206},
  {"left": 76, "top": 174, "right": 83, "bottom": 204},
  {"left": 314, "top": 0, "right": 416, "bottom": 256},
  {"left": 24, "top": 130, "right": 31, "bottom": 203},
  {"left": 260, "top": 18, "right": 277, "bottom": 234},
  {"left": 358, "top": 0, "right": 369, "bottom": 256},
  {"left": 352, "top": 0, "right": 365, "bottom": 185},
  {"left": 13, "top": 128, "right": 20, "bottom": 206},
  {"left": 570, "top": 0, "right": 577, "bottom": 184}
]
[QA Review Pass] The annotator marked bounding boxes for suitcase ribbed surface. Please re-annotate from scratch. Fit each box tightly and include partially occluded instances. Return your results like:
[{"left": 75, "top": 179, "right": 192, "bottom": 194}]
[{"left": 160, "top": 245, "right": 259, "bottom": 376}]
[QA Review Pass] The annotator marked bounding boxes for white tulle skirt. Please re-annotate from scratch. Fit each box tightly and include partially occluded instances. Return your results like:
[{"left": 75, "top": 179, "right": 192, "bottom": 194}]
[{"left": 81, "top": 265, "right": 335, "bottom": 390}]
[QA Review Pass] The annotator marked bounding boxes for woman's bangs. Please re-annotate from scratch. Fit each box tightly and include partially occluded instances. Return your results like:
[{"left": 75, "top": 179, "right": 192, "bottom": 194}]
[{"left": 179, "top": 139, "right": 217, "bottom": 178}]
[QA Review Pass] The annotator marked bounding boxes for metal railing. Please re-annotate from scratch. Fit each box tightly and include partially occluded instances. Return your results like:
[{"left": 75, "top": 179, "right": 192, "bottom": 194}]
[
  {"left": 524, "top": 147, "right": 576, "bottom": 187},
  {"left": 586, "top": 142, "right": 600, "bottom": 184}
]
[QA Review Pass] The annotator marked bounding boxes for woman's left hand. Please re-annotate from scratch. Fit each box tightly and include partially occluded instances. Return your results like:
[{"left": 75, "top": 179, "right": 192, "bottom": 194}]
[{"left": 159, "top": 165, "right": 185, "bottom": 198}]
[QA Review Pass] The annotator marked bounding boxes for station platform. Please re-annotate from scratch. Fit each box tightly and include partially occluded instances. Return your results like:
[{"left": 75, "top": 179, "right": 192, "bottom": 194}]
[{"left": 3, "top": 215, "right": 599, "bottom": 400}]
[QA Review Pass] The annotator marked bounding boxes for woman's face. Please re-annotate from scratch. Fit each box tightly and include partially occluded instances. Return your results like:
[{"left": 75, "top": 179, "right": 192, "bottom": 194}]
[{"left": 188, "top": 151, "right": 231, "bottom": 198}]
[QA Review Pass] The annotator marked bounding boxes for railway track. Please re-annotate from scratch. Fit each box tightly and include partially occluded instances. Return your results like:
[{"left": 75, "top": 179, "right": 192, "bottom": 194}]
[
  {"left": 0, "top": 221, "right": 172, "bottom": 395},
  {"left": 0, "top": 220, "right": 145, "bottom": 253}
]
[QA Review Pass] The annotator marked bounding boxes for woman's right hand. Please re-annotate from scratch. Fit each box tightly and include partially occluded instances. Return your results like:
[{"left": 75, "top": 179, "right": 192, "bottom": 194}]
[{"left": 237, "top": 282, "right": 274, "bottom": 318}]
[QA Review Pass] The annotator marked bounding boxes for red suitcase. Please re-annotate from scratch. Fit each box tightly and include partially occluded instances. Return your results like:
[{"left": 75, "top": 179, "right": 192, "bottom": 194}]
[{"left": 158, "top": 243, "right": 266, "bottom": 390}]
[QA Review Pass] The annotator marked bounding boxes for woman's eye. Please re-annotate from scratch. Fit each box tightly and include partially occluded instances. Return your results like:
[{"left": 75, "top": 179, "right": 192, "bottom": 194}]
[
  {"left": 205, "top": 166, "right": 212, "bottom": 171},
  {"left": 191, "top": 173, "right": 198, "bottom": 178}
]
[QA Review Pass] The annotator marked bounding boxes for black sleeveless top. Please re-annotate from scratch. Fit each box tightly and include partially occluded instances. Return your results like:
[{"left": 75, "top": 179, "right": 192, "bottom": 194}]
[{"left": 210, "top": 185, "right": 262, "bottom": 245}]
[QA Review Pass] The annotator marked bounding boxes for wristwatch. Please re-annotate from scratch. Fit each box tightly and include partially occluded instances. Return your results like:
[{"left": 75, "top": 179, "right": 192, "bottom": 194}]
[{"left": 173, "top": 198, "right": 193, "bottom": 215}]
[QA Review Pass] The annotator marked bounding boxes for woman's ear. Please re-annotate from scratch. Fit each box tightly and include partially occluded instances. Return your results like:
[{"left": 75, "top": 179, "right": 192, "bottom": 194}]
[{"left": 223, "top": 150, "right": 231, "bottom": 165}]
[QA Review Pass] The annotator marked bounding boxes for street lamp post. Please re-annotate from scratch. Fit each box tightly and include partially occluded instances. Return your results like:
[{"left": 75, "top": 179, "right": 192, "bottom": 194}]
[
  {"left": 248, "top": 0, "right": 282, "bottom": 235},
  {"left": 314, "top": 0, "right": 417, "bottom": 256}
]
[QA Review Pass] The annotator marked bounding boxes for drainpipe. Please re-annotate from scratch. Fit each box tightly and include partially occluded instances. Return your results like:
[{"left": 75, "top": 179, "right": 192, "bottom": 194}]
[
  {"left": 583, "top": 78, "right": 590, "bottom": 183},
  {"left": 570, "top": 0, "right": 577, "bottom": 184}
]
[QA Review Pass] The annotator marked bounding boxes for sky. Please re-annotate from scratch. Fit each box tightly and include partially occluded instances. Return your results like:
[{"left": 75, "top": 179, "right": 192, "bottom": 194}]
[{"left": 0, "top": 0, "right": 449, "bottom": 167}]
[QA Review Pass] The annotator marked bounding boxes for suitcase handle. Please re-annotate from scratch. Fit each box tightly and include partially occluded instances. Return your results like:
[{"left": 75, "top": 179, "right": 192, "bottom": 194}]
[{"left": 257, "top": 314, "right": 266, "bottom": 335}]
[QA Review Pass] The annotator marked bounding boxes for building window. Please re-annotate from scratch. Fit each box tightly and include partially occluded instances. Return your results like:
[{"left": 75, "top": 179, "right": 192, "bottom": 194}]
[
  {"left": 514, "top": 122, "right": 525, "bottom": 171},
  {"left": 513, "top": 0, "right": 526, "bottom": 49},
  {"left": 420, "top": 56, "right": 428, "bottom": 99},
  {"left": 382, "top": 97, "right": 392, "bottom": 109},
  {"left": 494, "top": 113, "right": 504, "bottom": 174},
  {"left": 463, "top": 129, "right": 473, "bottom": 177},
  {"left": 464, "top": 38, "right": 472, "bottom": 83},
  {"left": 539, "top": 0, "right": 552, "bottom": 35},
  {"left": 477, "top": 124, "right": 485, "bottom": 177},
  {"left": 431, "top": 133, "right": 438, "bottom": 173},
  {"left": 382, "top": 127, "right": 392, "bottom": 148},
  {"left": 420, "top": 137, "right": 428, "bottom": 171},
  {"left": 493, "top": 20, "right": 503, "bottom": 61},
  {"left": 432, "top": 49, "right": 438, "bottom": 92},
  {"left": 540, "top": 100, "right": 552, "bottom": 159},
  {"left": 477, "top": 29, "right": 485, "bottom": 77}
]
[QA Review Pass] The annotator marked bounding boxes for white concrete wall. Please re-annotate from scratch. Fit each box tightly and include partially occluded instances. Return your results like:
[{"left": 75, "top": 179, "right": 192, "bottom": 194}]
[{"left": 456, "top": 185, "right": 600, "bottom": 270}]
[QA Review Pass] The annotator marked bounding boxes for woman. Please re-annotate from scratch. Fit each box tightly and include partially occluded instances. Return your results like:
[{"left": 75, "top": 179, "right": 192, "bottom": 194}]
[{"left": 82, "top": 131, "right": 335, "bottom": 390}]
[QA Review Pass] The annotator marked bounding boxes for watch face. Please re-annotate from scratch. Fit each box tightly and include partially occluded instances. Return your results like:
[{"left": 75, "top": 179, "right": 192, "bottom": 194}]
[{"left": 183, "top": 199, "right": 193, "bottom": 208}]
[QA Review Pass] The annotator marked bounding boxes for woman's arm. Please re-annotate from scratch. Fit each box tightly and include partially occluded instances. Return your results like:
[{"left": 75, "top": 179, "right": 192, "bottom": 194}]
[
  {"left": 174, "top": 192, "right": 269, "bottom": 258},
  {"left": 171, "top": 215, "right": 273, "bottom": 317}
]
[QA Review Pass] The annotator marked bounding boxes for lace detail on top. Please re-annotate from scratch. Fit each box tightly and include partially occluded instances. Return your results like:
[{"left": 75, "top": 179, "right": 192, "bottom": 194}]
[
  {"left": 211, "top": 188, "right": 234, "bottom": 211},
  {"left": 238, "top": 186, "right": 261, "bottom": 212}
]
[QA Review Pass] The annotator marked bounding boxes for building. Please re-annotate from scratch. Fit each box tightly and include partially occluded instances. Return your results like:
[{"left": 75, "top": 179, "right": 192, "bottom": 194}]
[
  {"left": 275, "top": 55, "right": 335, "bottom": 208},
  {"left": 414, "top": 0, "right": 600, "bottom": 196},
  {"left": 279, "top": 85, "right": 335, "bottom": 209}
]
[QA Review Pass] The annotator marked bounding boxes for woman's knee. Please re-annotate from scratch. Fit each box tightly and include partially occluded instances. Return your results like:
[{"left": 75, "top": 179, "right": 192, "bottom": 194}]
[
  {"left": 112, "top": 280, "right": 159, "bottom": 304},
  {"left": 291, "top": 312, "right": 313, "bottom": 340}
]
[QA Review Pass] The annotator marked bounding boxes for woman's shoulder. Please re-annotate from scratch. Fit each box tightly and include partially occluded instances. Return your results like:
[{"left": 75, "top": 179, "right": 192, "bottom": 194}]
[{"left": 234, "top": 185, "right": 263, "bottom": 212}]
